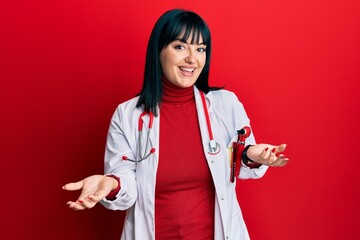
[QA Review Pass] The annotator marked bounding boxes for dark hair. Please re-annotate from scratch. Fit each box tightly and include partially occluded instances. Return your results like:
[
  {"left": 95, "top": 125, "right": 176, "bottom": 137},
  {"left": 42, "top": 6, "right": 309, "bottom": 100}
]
[{"left": 136, "top": 9, "right": 220, "bottom": 116}]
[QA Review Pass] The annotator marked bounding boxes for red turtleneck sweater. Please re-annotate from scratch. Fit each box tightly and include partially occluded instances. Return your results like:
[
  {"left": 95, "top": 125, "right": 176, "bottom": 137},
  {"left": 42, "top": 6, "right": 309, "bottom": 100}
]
[{"left": 155, "top": 80, "right": 215, "bottom": 239}]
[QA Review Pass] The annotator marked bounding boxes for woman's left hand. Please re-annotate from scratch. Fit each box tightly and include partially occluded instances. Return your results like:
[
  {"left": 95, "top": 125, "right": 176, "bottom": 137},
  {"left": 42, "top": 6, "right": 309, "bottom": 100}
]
[{"left": 246, "top": 143, "right": 289, "bottom": 167}]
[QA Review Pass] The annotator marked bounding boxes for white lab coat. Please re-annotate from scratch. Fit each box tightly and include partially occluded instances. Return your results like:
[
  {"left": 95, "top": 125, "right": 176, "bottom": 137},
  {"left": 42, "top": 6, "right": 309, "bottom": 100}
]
[{"left": 101, "top": 87, "right": 268, "bottom": 240}]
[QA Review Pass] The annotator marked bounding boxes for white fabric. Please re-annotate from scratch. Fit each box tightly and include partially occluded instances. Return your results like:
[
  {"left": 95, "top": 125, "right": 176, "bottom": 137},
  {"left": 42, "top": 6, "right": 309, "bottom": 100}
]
[{"left": 101, "top": 87, "right": 268, "bottom": 240}]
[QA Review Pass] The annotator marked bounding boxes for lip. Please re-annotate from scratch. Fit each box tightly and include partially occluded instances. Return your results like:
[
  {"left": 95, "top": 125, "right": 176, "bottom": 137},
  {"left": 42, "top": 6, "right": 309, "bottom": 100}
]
[{"left": 178, "top": 66, "right": 196, "bottom": 76}]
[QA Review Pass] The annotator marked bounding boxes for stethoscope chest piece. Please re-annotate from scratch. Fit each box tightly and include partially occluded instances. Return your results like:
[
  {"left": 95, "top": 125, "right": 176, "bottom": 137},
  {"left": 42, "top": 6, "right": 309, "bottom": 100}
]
[
  {"left": 200, "top": 92, "right": 221, "bottom": 155},
  {"left": 208, "top": 140, "right": 221, "bottom": 155}
]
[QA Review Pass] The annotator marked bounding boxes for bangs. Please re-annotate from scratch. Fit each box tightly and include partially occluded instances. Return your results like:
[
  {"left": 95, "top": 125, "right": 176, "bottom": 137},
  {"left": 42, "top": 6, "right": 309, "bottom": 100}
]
[
  {"left": 177, "top": 26, "right": 207, "bottom": 45},
  {"left": 159, "top": 11, "right": 210, "bottom": 49}
]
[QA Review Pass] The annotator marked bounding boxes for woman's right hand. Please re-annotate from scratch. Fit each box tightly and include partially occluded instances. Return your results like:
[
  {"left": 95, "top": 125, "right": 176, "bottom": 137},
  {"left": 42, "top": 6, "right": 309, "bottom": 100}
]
[{"left": 63, "top": 175, "right": 118, "bottom": 210}]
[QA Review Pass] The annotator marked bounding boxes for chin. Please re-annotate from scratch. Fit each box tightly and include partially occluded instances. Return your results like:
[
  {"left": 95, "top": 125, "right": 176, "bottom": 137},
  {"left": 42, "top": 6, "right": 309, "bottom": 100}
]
[
  {"left": 179, "top": 83, "right": 195, "bottom": 88},
  {"left": 178, "top": 79, "right": 197, "bottom": 88}
]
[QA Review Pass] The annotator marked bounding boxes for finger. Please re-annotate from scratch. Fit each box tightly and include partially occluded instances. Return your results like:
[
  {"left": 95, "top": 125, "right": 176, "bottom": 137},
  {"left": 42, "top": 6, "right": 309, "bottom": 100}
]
[
  {"left": 88, "top": 191, "right": 107, "bottom": 202},
  {"left": 269, "top": 158, "right": 281, "bottom": 167},
  {"left": 63, "top": 181, "right": 84, "bottom": 191},
  {"left": 258, "top": 147, "right": 269, "bottom": 163},
  {"left": 271, "top": 147, "right": 277, "bottom": 155},
  {"left": 256, "top": 147, "right": 272, "bottom": 165},
  {"left": 67, "top": 201, "right": 86, "bottom": 211},
  {"left": 277, "top": 144, "right": 287, "bottom": 153},
  {"left": 279, "top": 158, "right": 289, "bottom": 167},
  {"left": 76, "top": 184, "right": 111, "bottom": 203},
  {"left": 266, "top": 148, "right": 276, "bottom": 164},
  {"left": 78, "top": 198, "right": 97, "bottom": 209},
  {"left": 271, "top": 156, "right": 288, "bottom": 167}
]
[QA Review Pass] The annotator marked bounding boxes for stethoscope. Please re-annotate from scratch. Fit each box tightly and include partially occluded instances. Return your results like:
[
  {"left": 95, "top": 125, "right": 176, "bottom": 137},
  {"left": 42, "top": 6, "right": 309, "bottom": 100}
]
[{"left": 122, "top": 91, "right": 221, "bottom": 163}]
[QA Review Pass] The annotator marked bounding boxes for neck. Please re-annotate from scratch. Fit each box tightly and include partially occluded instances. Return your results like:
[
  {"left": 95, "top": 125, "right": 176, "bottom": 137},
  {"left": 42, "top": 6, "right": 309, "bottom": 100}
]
[{"left": 162, "top": 79, "right": 194, "bottom": 104}]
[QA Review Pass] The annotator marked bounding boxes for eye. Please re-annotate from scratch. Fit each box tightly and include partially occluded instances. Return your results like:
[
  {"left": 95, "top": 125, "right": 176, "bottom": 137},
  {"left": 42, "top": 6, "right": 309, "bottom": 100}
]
[
  {"left": 174, "top": 44, "right": 185, "bottom": 50},
  {"left": 197, "top": 47, "right": 206, "bottom": 53}
]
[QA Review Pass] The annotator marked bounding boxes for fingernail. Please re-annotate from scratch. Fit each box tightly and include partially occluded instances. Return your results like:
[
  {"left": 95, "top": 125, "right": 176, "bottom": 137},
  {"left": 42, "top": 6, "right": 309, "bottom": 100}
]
[
  {"left": 77, "top": 200, "right": 83, "bottom": 203},
  {"left": 265, "top": 148, "right": 269, "bottom": 151},
  {"left": 272, "top": 148, "right": 276, "bottom": 153}
]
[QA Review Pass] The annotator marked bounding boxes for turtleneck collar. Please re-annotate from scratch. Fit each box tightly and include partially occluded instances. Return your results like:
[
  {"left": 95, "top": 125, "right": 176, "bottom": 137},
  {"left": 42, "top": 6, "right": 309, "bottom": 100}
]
[{"left": 161, "top": 78, "right": 194, "bottom": 104}]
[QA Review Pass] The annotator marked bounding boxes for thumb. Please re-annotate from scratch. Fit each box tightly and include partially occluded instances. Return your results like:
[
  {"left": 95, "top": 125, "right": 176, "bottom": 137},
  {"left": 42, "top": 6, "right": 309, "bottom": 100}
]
[{"left": 62, "top": 180, "right": 84, "bottom": 191}]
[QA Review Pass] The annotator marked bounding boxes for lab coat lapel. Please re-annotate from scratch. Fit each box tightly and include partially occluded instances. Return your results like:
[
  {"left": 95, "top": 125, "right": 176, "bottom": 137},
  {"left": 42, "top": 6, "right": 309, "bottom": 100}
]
[
  {"left": 194, "top": 87, "right": 230, "bottom": 239},
  {"left": 194, "top": 87, "right": 227, "bottom": 181}
]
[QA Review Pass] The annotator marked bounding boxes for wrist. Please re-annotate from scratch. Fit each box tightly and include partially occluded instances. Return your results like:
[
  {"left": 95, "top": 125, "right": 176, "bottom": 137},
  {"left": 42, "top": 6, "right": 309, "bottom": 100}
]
[
  {"left": 105, "top": 175, "right": 121, "bottom": 200},
  {"left": 106, "top": 174, "right": 120, "bottom": 190},
  {"left": 242, "top": 145, "right": 262, "bottom": 168},
  {"left": 241, "top": 145, "right": 254, "bottom": 164}
]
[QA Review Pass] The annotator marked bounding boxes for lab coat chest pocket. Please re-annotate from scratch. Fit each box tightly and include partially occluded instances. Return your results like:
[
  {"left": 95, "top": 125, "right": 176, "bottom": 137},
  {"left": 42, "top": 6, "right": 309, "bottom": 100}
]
[{"left": 207, "top": 113, "right": 235, "bottom": 183}]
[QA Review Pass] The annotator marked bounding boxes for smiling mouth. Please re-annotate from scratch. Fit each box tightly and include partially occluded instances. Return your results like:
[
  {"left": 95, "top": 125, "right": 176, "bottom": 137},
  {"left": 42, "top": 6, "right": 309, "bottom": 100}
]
[{"left": 179, "top": 67, "right": 195, "bottom": 74}]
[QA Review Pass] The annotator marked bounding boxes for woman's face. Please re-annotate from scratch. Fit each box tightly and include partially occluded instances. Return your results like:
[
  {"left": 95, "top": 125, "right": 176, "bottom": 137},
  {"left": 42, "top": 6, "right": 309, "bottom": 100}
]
[{"left": 160, "top": 34, "right": 206, "bottom": 88}]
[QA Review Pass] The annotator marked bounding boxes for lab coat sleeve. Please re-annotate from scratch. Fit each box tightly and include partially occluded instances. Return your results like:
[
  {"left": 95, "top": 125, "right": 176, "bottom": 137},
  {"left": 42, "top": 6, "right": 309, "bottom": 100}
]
[
  {"left": 239, "top": 161, "right": 268, "bottom": 179},
  {"left": 229, "top": 92, "right": 269, "bottom": 179},
  {"left": 100, "top": 105, "right": 138, "bottom": 210}
]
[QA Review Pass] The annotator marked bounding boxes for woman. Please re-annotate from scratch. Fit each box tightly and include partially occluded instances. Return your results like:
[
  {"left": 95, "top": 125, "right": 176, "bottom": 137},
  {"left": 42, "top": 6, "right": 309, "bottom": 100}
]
[{"left": 64, "top": 9, "right": 289, "bottom": 240}]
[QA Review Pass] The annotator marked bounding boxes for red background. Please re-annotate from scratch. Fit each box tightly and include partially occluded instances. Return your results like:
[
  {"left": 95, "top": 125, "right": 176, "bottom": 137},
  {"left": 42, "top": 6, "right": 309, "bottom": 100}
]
[{"left": 1, "top": 1, "right": 360, "bottom": 239}]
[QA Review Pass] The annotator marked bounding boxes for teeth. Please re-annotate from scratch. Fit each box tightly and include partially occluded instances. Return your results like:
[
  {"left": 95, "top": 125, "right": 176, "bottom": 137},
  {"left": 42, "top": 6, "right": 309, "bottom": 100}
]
[{"left": 180, "top": 67, "right": 194, "bottom": 73}]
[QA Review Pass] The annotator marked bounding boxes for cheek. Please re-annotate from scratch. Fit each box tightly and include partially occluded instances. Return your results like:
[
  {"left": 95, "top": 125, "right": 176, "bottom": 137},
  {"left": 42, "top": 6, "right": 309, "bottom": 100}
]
[
  {"left": 161, "top": 62, "right": 172, "bottom": 75},
  {"left": 160, "top": 53, "right": 177, "bottom": 74},
  {"left": 199, "top": 53, "right": 206, "bottom": 64},
  {"left": 199, "top": 56, "right": 206, "bottom": 69},
  {"left": 160, "top": 55, "right": 169, "bottom": 75}
]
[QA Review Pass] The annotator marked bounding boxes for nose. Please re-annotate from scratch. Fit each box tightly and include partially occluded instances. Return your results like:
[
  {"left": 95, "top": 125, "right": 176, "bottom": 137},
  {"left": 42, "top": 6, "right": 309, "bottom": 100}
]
[{"left": 185, "top": 49, "right": 195, "bottom": 64}]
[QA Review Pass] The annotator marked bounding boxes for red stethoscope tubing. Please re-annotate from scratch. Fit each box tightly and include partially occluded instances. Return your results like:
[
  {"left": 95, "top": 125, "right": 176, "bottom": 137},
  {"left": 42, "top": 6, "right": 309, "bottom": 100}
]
[
  {"left": 122, "top": 111, "right": 155, "bottom": 162},
  {"left": 200, "top": 92, "right": 221, "bottom": 155},
  {"left": 122, "top": 91, "right": 219, "bottom": 162},
  {"left": 200, "top": 91, "right": 214, "bottom": 141},
  {"left": 138, "top": 111, "right": 154, "bottom": 131}
]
